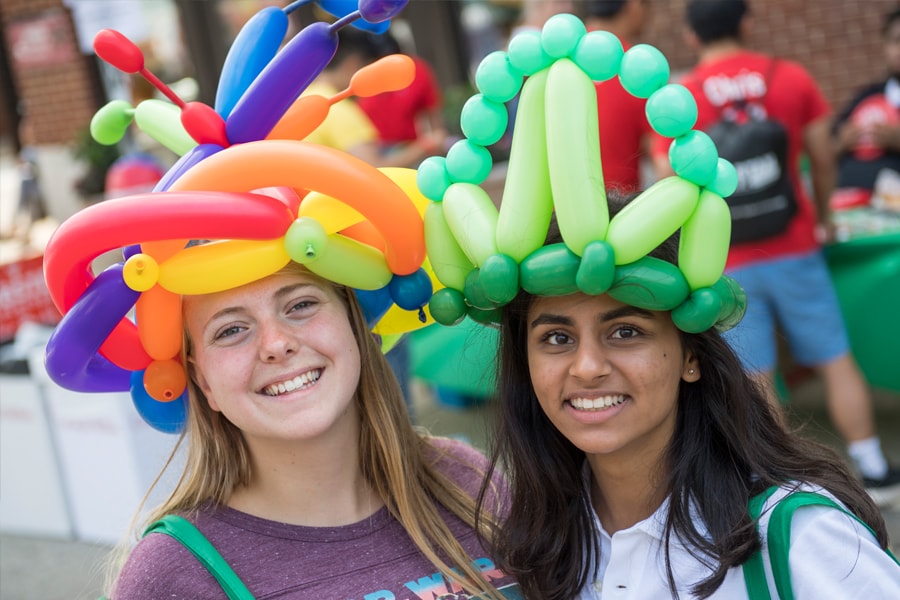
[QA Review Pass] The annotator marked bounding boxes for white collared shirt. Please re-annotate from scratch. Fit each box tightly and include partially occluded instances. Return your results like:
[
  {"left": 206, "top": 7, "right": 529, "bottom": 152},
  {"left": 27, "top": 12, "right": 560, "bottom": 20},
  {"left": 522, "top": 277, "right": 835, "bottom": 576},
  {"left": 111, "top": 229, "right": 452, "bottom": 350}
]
[{"left": 576, "top": 485, "right": 900, "bottom": 599}]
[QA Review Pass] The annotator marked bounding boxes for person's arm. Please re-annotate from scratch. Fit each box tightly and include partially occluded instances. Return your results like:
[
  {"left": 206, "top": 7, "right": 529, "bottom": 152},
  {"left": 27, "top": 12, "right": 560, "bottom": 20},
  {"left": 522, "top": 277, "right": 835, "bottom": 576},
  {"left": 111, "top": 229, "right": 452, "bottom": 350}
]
[{"left": 803, "top": 117, "right": 837, "bottom": 242}]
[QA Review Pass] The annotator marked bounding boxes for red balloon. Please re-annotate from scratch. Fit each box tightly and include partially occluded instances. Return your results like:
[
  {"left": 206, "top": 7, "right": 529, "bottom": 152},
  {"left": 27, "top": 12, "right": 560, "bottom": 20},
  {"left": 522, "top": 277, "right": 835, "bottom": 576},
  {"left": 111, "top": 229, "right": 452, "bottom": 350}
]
[
  {"left": 93, "top": 29, "right": 144, "bottom": 74},
  {"left": 182, "top": 102, "right": 230, "bottom": 147}
]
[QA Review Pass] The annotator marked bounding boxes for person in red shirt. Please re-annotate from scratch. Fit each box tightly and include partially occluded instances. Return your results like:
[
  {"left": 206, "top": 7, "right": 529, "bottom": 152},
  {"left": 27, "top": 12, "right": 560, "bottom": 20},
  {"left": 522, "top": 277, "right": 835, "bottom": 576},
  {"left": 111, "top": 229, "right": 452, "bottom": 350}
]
[
  {"left": 357, "top": 32, "right": 447, "bottom": 168},
  {"left": 585, "top": 0, "right": 653, "bottom": 193},
  {"left": 651, "top": 0, "right": 900, "bottom": 505}
]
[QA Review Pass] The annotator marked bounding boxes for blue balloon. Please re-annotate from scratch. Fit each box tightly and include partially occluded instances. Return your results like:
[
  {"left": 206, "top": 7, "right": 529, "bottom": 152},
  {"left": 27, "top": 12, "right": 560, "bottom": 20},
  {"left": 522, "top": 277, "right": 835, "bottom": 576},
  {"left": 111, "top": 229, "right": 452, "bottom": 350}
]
[
  {"left": 354, "top": 285, "right": 394, "bottom": 327},
  {"left": 388, "top": 269, "right": 433, "bottom": 311},
  {"left": 44, "top": 263, "right": 137, "bottom": 393},
  {"left": 318, "top": 0, "right": 390, "bottom": 33},
  {"left": 357, "top": 0, "right": 408, "bottom": 24},
  {"left": 130, "top": 370, "right": 187, "bottom": 434},
  {"left": 215, "top": 7, "right": 289, "bottom": 119},
  {"left": 225, "top": 22, "right": 339, "bottom": 144}
]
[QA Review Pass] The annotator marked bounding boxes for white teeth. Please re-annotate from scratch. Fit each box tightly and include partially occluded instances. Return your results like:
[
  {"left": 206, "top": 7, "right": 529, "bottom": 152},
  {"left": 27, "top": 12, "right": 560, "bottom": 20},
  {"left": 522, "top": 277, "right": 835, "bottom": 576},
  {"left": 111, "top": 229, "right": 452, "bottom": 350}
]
[
  {"left": 263, "top": 370, "right": 321, "bottom": 396},
  {"left": 569, "top": 395, "right": 626, "bottom": 411}
]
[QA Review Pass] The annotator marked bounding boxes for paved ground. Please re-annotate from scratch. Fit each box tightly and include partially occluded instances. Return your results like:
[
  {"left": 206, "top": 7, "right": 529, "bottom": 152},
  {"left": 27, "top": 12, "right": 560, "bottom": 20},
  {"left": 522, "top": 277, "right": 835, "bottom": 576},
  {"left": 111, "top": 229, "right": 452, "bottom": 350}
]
[{"left": 2, "top": 379, "right": 899, "bottom": 600}]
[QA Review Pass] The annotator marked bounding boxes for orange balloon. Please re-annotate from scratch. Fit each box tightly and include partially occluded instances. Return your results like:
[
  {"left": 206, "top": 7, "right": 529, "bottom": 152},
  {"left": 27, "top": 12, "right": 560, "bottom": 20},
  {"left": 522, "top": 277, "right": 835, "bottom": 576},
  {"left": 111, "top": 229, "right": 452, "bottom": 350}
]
[
  {"left": 136, "top": 285, "right": 182, "bottom": 361},
  {"left": 168, "top": 140, "right": 425, "bottom": 275},
  {"left": 339, "top": 221, "right": 386, "bottom": 252},
  {"left": 144, "top": 358, "right": 187, "bottom": 402},
  {"left": 266, "top": 94, "right": 330, "bottom": 141},
  {"left": 350, "top": 55, "right": 415, "bottom": 97}
]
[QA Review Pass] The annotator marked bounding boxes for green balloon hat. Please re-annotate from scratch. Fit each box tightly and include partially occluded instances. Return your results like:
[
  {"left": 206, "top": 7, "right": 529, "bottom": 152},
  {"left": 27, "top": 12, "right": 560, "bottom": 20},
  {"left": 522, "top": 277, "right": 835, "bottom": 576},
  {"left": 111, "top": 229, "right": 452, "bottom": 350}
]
[{"left": 416, "top": 13, "right": 746, "bottom": 334}]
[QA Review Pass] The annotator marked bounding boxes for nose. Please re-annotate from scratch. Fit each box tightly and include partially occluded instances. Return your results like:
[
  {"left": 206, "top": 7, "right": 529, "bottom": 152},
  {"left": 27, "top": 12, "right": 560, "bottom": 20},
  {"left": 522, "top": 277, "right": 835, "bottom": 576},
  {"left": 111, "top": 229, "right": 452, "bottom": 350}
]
[
  {"left": 568, "top": 338, "right": 610, "bottom": 381},
  {"left": 257, "top": 319, "right": 298, "bottom": 363}
]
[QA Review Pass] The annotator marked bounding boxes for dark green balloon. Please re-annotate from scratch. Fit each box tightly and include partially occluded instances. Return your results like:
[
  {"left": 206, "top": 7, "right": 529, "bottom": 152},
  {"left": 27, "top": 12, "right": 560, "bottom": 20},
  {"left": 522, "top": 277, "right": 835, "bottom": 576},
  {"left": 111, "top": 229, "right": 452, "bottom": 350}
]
[
  {"left": 480, "top": 253, "right": 520, "bottom": 305},
  {"left": 520, "top": 243, "right": 580, "bottom": 296},
  {"left": 428, "top": 288, "right": 467, "bottom": 326},
  {"left": 608, "top": 257, "right": 690, "bottom": 310},
  {"left": 467, "top": 306, "right": 502, "bottom": 326},
  {"left": 672, "top": 287, "right": 723, "bottom": 333},
  {"left": 576, "top": 240, "right": 616, "bottom": 295},
  {"left": 463, "top": 268, "right": 498, "bottom": 310}
]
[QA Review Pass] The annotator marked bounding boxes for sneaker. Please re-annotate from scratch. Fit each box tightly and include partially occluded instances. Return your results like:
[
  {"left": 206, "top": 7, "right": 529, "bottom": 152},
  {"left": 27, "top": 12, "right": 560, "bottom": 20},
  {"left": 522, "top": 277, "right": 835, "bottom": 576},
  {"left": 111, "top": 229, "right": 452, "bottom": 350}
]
[{"left": 863, "top": 467, "right": 900, "bottom": 509}]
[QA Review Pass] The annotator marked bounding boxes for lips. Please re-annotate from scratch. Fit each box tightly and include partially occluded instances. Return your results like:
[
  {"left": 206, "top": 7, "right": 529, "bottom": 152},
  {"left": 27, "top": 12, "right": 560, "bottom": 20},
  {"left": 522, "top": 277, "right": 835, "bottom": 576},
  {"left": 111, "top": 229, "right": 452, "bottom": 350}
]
[{"left": 261, "top": 369, "right": 322, "bottom": 396}]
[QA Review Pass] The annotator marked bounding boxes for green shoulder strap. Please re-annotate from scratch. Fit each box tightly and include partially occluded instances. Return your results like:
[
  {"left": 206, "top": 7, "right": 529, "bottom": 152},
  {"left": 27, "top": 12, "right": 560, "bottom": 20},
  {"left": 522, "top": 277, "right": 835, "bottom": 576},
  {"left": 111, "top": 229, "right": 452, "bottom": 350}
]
[
  {"left": 743, "top": 487, "right": 900, "bottom": 600},
  {"left": 144, "top": 514, "right": 256, "bottom": 600}
]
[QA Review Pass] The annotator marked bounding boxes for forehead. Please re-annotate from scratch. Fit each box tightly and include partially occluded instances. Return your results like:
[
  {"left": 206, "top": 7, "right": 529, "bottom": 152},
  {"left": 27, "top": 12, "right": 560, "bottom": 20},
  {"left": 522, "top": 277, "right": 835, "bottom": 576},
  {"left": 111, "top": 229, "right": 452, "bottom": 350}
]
[
  {"left": 183, "top": 270, "right": 334, "bottom": 315},
  {"left": 527, "top": 292, "right": 628, "bottom": 317}
]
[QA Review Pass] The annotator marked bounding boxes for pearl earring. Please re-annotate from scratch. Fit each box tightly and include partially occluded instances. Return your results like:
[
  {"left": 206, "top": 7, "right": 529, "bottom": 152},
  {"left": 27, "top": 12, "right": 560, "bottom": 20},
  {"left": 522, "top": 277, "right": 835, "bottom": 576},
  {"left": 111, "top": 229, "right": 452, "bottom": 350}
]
[{"left": 688, "top": 369, "right": 695, "bottom": 375}]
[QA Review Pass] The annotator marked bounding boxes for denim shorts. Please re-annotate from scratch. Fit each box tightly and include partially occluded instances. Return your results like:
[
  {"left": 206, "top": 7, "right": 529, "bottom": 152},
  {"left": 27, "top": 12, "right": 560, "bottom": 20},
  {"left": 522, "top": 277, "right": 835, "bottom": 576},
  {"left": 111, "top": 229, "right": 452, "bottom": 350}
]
[{"left": 721, "top": 250, "right": 850, "bottom": 374}]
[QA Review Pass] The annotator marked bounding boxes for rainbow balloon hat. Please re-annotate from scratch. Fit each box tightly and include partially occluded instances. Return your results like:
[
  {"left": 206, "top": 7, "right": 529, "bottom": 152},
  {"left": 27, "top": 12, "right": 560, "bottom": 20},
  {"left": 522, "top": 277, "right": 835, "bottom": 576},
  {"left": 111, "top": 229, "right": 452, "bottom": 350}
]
[
  {"left": 417, "top": 13, "right": 747, "bottom": 333},
  {"left": 42, "top": 0, "right": 436, "bottom": 434}
]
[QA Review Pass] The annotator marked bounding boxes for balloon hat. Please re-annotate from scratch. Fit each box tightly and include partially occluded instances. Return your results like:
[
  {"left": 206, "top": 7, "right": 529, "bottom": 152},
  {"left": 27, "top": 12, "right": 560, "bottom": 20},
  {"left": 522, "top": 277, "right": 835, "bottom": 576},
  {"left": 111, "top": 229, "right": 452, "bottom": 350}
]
[
  {"left": 418, "top": 14, "right": 747, "bottom": 333},
  {"left": 42, "top": 0, "right": 435, "bottom": 434}
]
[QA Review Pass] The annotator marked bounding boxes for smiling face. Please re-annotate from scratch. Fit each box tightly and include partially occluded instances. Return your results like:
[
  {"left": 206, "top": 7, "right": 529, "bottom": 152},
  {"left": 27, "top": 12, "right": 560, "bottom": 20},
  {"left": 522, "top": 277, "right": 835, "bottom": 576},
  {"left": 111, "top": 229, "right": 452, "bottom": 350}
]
[
  {"left": 183, "top": 268, "right": 361, "bottom": 448},
  {"left": 526, "top": 292, "right": 699, "bottom": 465}
]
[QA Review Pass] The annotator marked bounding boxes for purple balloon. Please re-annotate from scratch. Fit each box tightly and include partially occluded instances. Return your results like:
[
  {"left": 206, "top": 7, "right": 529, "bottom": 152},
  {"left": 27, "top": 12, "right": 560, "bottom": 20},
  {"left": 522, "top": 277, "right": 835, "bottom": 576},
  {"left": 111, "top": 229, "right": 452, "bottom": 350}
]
[
  {"left": 358, "top": 0, "right": 408, "bottom": 23},
  {"left": 130, "top": 370, "right": 187, "bottom": 434},
  {"left": 226, "top": 22, "right": 338, "bottom": 144},
  {"left": 154, "top": 143, "right": 223, "bottom": 192},
  {"left": 44, "top": 263, "right": 138, "bottom": 393}
]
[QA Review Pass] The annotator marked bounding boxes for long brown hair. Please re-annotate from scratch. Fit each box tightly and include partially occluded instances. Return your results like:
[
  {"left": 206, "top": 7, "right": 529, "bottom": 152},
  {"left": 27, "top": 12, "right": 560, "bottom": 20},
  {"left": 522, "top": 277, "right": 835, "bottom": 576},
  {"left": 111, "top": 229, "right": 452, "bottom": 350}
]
[{"left": 106, "top": 264, "right": 505, "bottom": 598}]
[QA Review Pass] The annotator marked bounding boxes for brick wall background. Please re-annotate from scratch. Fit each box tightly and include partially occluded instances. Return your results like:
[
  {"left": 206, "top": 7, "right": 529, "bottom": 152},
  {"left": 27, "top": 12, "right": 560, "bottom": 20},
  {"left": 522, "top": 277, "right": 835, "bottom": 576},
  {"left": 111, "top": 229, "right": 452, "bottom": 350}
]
[
  {"left": 1, "top": 0, "right": 100, "bottom": 146},
  {"left": 639, "top": 0, "right": 895, "bottom": 116}
]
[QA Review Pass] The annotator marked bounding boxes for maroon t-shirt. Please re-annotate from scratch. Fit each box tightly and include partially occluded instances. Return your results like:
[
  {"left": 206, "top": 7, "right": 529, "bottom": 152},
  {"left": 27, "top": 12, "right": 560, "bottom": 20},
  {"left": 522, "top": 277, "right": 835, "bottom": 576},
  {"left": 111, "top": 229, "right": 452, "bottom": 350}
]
[{"left": 112, "top": 437, "right": 520, "bottom": 599}]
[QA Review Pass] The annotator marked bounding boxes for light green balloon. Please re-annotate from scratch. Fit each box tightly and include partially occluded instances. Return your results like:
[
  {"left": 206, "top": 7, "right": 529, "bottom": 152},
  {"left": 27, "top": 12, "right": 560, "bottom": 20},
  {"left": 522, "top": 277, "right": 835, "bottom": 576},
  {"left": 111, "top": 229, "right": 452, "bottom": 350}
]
[
  {"left": 91, "top": 100, "right": 134, "bottom": 146},
  {"left": 669, "top": 130, "right": 719, "bottom": 187},
  {"left": 508, "top": 29, "right": 552, "bottom": 75},
  {"left": 706, "top": 158, "right": 739, "bottom": 198},
  {"left": 497, "top": 69, "right": 553, "bottom": 263},
  {"left": 442, "top": 183, "right": 500, "bottom": 267},
  {"left": 304, "top": 233, "right": 392, "bottom": 290},
  {"left": 646, "top": 84, "right": 698, "bottom": 138},
  {"left": 446, "top": 139, "right": 493, "bottom": 184},
  {"left": 618, "top": 44, "right": 670, "bottom": 99},
  {"left": 285, "top": 217, "right": 327, "bottom": 262},
  {"left": 606, "top": 176, "right": 699, "bottom": 265},
  {"left": 541, "top": 13, "right": 586, "bottom": 59},
  {"left": 417, "top": 156, "right": 451, "bottom": 201},
  {"left": 461, "top": 94, "right": 508, "bottom": 147},
  {"left": 545, "top": 58, "right": 608, "bottom": 256},
  {"left": 475, "top": 51, "right": 524, "bottom": 103},
  {"left": 424, "top": 202, "right": 475, "bottom": 291},
  {"left": 133, "top": 99, "right": 198, "bottom": 156},
  {"left": 678, "top": 190, "right": 731, "bottom": 290},
  {"left": 572, "top": 30, "right": 623, "bottom": 82}
]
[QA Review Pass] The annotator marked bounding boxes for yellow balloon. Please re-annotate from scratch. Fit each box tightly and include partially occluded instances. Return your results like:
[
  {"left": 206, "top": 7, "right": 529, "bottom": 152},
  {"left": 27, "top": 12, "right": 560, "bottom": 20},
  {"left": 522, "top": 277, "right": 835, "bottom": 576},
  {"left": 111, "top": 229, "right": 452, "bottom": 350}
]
[
  {"left": 158, "top": 239, "right": 290, "bottom": 295},
  {"left": 297, "top": 191, "right": 366, "bottom": 233}
]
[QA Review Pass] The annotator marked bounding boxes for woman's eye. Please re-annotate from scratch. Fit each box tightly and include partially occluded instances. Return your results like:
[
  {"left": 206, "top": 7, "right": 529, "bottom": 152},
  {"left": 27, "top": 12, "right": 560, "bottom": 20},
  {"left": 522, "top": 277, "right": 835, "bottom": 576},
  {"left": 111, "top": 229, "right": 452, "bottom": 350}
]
[
  {"left": 215, "top": 325, "right": 244, "bottom": 340},
  {"left": 288, "top": 299, "right": 316, "bottom": 313},
  {"left": 542, "top": 331, "right": 572, "bottom": 346},
  {"left": 611, "top": 326, "right": 639, "bottom": 339}
]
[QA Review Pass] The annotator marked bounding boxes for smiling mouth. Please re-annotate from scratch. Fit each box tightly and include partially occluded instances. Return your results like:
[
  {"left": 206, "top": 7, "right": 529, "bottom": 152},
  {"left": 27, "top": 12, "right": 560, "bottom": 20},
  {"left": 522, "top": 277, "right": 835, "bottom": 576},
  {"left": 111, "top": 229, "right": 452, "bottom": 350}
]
[
  {"left": 261, "top": 369, "right": 322, "bottom": 396},
  {"left": 569, "top": 395, "right": 626, "bottom": 411}
]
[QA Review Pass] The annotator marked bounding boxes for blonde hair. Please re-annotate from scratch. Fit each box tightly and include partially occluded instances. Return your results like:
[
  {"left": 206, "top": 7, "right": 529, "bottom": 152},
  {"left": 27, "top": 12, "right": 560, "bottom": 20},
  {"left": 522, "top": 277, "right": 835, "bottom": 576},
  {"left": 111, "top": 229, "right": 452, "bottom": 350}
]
[{"left": 105, "top": 264, "right": 505, "bottom": 598}]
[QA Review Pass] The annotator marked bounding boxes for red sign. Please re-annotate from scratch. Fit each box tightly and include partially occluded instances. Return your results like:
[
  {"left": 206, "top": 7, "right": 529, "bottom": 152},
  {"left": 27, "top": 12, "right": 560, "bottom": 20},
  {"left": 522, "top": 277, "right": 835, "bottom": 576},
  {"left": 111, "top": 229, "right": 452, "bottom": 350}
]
[
  {"left": 7, "top": 9, "right": 79, "bottom": 69},
  {"left": 0, "top": 255, "right": 61, "bottom": 343}
]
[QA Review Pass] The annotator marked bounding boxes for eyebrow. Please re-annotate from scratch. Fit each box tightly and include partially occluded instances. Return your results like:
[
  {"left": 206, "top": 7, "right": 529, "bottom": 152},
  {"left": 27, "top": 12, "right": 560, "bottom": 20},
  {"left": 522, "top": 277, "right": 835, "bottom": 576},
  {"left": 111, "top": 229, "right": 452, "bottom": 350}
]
[{"left": 529, "top": 305, "right": 655, "bottom": 329}]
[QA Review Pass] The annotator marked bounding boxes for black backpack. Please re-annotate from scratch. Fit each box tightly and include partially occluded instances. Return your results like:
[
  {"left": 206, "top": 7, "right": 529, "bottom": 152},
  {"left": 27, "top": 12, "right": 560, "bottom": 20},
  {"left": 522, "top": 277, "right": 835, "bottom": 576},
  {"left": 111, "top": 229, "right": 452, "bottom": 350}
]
[{"left": 703, "top": 60, "right": 798, "bottom": 244}]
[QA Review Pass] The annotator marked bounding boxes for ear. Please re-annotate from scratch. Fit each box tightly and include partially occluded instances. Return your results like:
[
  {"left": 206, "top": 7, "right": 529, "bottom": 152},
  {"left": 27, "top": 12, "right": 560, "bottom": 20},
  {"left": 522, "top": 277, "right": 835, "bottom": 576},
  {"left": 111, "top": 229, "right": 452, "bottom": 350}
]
[
  {"left": 682, "top": 351, "right": 700, "bottom": 382},
  {"left": 188, "top": 358, "right": 220, "bottom": 412}
]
